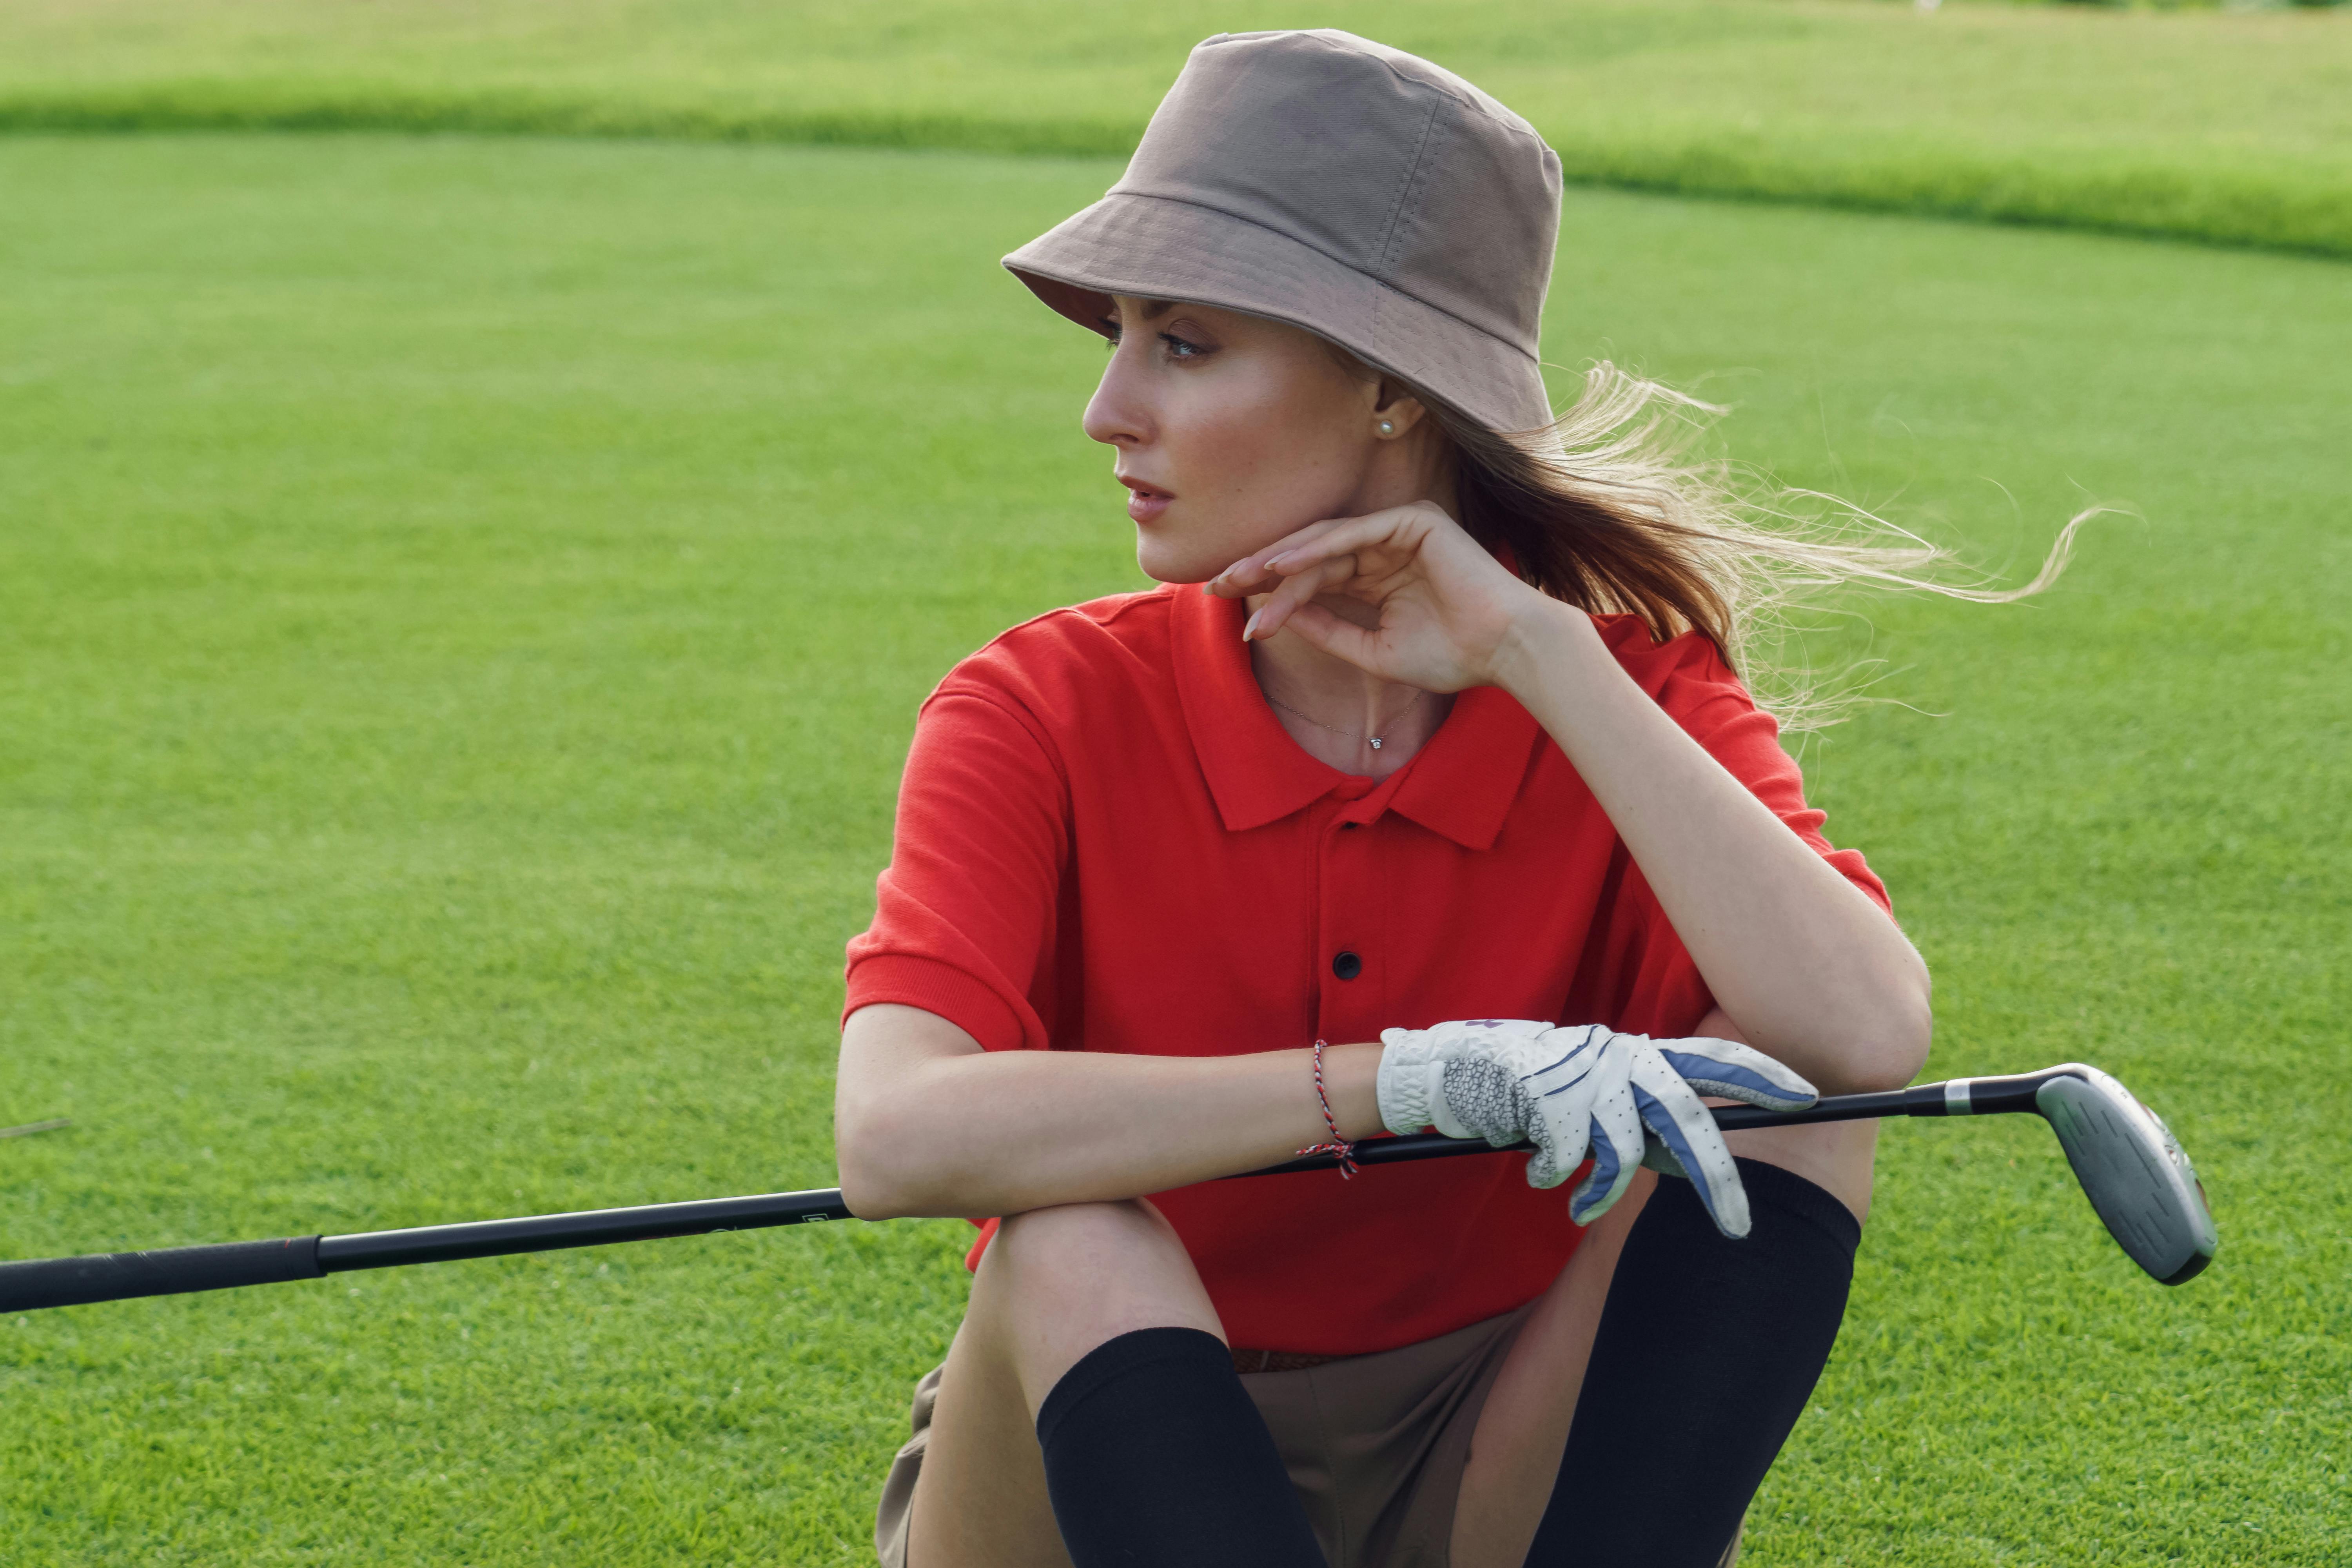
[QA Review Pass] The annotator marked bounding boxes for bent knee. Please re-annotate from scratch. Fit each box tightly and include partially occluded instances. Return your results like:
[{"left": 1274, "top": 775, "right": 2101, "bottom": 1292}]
[
  {"left": 975, "top": 1200, "right": 1223, "bottom": 1368},
  {"left": 1722, "top": 1118, "right": 1878, "bottom": 1225},
  {"left": 988, "top": 1199, "right": 1183, "bottom": 1283}
]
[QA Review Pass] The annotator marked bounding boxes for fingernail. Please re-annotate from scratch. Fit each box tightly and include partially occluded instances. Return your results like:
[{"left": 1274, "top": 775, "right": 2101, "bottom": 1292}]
[
  {"left": 1263, "top": 552, "right": 1290, "bottom": 570},
  {"left": 1242, "top": 609, "right": 1262, "bottom": 641}
]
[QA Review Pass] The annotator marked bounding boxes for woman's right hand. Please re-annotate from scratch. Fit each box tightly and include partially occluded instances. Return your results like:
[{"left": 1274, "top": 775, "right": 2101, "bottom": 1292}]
[{"left": 1375, "top": 1019, "right": 1818, "bottom": 1239}]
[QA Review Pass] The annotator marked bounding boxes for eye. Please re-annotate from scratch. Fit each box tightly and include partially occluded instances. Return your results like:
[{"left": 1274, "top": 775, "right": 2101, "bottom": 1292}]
[{"left": 1160, "top": 332, "right": 1208, "bottom": 359}]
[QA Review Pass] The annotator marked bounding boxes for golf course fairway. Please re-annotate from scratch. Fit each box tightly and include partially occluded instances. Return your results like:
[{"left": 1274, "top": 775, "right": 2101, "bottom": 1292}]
[{"left": 1, "top": 135, "right": 2344, "bottom": 1564}]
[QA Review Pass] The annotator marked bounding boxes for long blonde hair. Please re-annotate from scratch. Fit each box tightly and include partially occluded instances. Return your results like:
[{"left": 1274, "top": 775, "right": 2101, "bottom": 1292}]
[{"left": 1421, "top": 362, "right": 2094, "bottom": 731}]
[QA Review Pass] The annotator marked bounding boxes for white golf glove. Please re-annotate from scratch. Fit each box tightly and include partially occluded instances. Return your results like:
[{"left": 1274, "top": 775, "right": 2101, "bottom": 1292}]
[{"left": 1375, "top": 1019, "right": 1819, "bottom": 1239}]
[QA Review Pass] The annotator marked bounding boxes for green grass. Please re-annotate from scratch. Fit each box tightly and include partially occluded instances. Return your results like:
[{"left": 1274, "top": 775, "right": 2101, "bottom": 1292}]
[
  {"left": 3, "top": 0, "right": 2351, "bottom": 257},
  {"left": 1, "top": 134, "right": 2346, "bottom": 1563}
]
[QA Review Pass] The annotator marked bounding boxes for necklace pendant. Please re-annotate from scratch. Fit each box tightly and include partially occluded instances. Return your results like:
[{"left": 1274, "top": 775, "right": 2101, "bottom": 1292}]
[{"left": 1368, "top": 737, "right": 1383, "bottom": 750}]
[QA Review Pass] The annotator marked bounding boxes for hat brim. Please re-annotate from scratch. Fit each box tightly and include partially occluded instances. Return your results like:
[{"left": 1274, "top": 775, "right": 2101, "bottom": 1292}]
[{"left": 1003, "top": 193, "right": 1553, "bottom": 437}]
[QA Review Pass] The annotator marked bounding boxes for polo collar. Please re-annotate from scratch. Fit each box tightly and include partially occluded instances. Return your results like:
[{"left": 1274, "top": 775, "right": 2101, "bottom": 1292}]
[{"left": 1169, "top": 583, "right": 1541, "bottom": 850}]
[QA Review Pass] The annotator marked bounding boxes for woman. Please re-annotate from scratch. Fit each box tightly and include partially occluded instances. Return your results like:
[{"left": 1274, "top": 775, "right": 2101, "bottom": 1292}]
[{"left": 837, "top": 30, "right": 1964, "bottom": 1568}]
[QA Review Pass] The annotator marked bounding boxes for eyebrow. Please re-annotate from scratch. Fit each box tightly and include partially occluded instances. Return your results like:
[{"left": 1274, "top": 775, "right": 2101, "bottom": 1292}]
[{"left": 1100, "top": 298, "right": 1180, "bottom": 330}]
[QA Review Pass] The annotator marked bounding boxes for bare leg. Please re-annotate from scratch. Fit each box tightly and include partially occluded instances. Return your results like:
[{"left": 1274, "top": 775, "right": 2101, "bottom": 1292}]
[
  {"left": 1450, "top": 1116, "right": 1876, "bottom": 1568},
  {"left": 907, "top": 1199, "right": 1224, "bottom": 1568}
]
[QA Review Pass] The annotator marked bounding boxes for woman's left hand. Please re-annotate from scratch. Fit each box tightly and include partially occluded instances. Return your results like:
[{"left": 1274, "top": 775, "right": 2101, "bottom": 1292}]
[
  {"left": 1375, "top": 1018, "right": 1820, "bottom": 1240},
  {"left": 1207, "top": 502, "right": 1554, "bottom": 693}
]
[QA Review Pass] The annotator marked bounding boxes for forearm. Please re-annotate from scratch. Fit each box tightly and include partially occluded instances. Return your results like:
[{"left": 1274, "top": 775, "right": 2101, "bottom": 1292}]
[
  {"left": 1491, "top": 604, "right": 1930, "bottom": 1093},
  {"left": 835, "top": 1006, "right": 1385, "bottom": 1220}
]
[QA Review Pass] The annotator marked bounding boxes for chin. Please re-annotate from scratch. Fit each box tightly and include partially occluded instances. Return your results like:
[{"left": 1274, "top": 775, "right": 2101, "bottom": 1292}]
[
  {"left": 1134, "top": 506, "right": 1308, "bottom": 586},
  {"left": 1133, "top": 532, "right": 1229, "bottom": 587}
]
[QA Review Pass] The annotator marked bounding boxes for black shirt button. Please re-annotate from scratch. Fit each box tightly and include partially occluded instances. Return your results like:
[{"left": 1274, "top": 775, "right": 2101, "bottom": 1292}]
[{"left": 1332, "top": 950, "right": 1363, "bottom": 981}]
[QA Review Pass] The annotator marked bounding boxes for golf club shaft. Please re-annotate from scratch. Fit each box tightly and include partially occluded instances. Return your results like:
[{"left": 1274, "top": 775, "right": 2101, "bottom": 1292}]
[{"left": 0, "top": 1071, "right": 2059, "bottom": 1314}]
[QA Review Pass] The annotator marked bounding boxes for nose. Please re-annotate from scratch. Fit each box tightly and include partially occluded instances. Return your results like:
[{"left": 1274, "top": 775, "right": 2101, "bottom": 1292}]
[{"left": 1081, "top": 339, "right": 1152, "bottom": 450}]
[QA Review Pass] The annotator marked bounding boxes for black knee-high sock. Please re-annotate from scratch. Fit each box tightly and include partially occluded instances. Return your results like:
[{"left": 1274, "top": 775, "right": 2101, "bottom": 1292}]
[
  {"left": 1523, "top": 1158, "right": 1862, "bottom": 1568},
  {"left": 1035, "top": 1327, "right": 1327, "bottom": 1568}
]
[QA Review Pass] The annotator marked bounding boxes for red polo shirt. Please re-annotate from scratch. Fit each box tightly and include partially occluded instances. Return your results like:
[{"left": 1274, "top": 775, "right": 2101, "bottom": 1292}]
[{"left": 843, "top": 582, "right": 1888, "bottom": 1356}]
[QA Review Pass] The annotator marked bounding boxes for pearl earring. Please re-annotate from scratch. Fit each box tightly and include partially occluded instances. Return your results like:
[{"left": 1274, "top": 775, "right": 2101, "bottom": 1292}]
[{"left": 1377, "top": 419, "right": 1396, "bottom": 436}]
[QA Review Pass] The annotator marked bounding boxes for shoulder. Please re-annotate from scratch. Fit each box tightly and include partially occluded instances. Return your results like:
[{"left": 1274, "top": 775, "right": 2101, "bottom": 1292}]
[
  {"left": 1589, "top": 612, "right": 1793, "bottom": 782},
  {"left": 1589, "top": 612, "right": 1746, "bottom": 717},
  {"left": 964, "top": 586, "right": 1174, "bottom": 670},
  {"left": 924, "top": 586, "right": 1178, "bottom": 728},
  {"left": 1590, "top": 612, "right": 1824, "bottom": 824}
]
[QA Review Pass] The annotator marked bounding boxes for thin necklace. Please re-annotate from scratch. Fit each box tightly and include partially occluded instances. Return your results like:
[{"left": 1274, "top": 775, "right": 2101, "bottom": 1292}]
[{"left": 1262, "top": 687, "right": 1428, "bottom": 751}]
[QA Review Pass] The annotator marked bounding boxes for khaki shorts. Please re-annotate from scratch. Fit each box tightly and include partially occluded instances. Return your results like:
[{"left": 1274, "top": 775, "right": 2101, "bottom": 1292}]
[{"left": 877, "top": 1304, "right": 1528, "bottom": 1568}]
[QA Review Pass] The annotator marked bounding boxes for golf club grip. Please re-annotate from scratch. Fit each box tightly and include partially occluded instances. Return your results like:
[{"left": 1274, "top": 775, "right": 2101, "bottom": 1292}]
[{"left": 0, "top": 1235, "right": 322, "bottom": 1312}]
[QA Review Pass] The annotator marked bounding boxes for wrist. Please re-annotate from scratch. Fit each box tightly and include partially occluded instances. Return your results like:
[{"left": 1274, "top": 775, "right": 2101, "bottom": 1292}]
[
  {"left": 1312, "top": 1040, "right": 1387, "bottom": 1142},
  {"left": 1486, "top": 593, "right": 1608, "bottom": 700}
]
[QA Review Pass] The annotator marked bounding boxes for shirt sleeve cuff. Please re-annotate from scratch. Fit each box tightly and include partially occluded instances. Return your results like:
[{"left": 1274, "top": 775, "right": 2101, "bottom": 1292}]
[{"left": 843, "top": 953, "right": 1034, "bottom": 1055}]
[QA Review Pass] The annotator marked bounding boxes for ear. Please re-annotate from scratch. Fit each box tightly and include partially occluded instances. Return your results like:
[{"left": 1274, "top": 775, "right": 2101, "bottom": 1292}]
[{"left": 1371, "top": 377, "right": 1431, "bottom": 440}]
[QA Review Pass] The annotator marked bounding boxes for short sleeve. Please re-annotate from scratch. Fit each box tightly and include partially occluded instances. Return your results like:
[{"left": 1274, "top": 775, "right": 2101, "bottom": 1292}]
[
  {"left": 1566, "top": 626, "right": 1893, "bottom": 1038},
  {"left": 842, "top": 681, "right": 1071, "bottom": 1054}
]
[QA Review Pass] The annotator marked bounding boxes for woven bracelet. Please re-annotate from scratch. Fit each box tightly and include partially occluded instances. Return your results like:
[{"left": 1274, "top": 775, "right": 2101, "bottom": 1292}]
[{"left": 1294, "top": 1038, "right": 1361, "bottom": 1178}]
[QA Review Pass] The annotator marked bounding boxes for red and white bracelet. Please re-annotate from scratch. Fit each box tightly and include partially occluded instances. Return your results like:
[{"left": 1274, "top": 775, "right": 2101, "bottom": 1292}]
[{"left": 1295, "top": 1037, "right": 1361, "bottom": 1178}]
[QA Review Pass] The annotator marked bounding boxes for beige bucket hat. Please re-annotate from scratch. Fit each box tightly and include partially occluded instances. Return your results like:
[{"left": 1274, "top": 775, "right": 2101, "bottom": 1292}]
[{"left": 1004, "top": 29, "right": 1563, "bottom": 436}]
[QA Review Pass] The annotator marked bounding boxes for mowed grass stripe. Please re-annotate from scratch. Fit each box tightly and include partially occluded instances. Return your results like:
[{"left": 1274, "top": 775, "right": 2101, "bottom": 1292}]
[
  {"left": 1, "top": 136, "right": 2346, "bottom": 1564},
  {"left": 2, "top": 0, "right": 2350, "bottom": 258}
]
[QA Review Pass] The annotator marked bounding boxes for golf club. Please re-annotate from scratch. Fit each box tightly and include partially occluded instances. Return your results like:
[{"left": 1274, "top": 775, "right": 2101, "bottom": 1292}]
[{"left": 0, "top": 1061, "right": 2214, "bottom": 1314}]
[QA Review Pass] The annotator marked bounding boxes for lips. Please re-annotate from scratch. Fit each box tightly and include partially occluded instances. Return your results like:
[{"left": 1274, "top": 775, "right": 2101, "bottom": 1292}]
[{"left": 1118, "top": 474, "right": 1173, "bottom": 525}]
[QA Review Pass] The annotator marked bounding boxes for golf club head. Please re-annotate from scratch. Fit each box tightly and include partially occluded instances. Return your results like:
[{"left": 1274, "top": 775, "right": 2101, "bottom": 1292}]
[{"left": 2034, "top": 1065, "right": 2216, "bottom": 1285}]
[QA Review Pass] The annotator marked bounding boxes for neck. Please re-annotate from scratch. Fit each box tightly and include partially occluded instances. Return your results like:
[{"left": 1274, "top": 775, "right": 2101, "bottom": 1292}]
[
  {"left": 1243, "top": 454, "right": 1461, "bottom": 776},
  {"left": 1244, "top": 603, "right": 1453, "bottom": 777}
]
